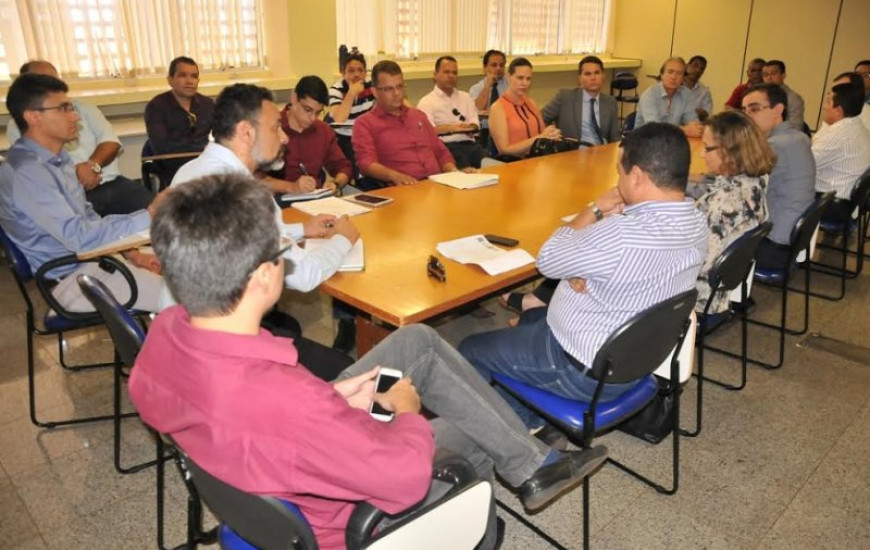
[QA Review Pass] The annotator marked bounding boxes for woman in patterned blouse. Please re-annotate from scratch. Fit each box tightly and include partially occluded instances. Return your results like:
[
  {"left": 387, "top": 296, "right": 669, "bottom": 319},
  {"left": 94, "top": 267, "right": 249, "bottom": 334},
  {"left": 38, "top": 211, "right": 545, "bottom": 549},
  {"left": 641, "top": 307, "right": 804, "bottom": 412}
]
[{"left": 692, "top": 110, "right": 775, "bottom": 313}]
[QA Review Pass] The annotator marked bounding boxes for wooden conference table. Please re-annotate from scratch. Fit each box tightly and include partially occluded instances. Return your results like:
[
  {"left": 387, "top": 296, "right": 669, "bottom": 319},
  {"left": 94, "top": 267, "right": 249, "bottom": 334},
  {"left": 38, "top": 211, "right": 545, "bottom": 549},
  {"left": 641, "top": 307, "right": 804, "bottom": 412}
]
[{"left": 283, "top": 140, "right": 705, "bottom": 353}]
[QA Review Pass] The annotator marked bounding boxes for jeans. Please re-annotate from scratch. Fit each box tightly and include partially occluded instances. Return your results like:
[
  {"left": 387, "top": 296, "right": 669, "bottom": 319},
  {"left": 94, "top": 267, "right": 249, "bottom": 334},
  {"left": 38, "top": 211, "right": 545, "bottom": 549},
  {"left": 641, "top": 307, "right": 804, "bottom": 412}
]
[
  {"left": 337, "top": 324, "right": 548, "bottom": 489},
  {"left": 459, "top": 308, "right": 640, "bottom": 428}
]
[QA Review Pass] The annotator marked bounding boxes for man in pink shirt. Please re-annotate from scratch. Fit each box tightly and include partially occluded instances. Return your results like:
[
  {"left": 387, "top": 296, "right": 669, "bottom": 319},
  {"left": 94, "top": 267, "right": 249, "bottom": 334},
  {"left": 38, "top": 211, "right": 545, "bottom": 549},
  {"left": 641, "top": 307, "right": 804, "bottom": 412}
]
[
  {"left": 352, "top": 60, "right": 459, "bottom": 187},
  {"left": 130, "top": 174, "right": 607, "bottom": 550}
]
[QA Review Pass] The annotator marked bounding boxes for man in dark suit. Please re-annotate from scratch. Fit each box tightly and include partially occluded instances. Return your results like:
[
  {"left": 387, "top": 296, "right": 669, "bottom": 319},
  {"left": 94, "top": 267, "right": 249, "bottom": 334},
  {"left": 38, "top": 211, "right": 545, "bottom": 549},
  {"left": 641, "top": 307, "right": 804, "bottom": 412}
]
[{"left": 541, "top": 56, "right": 620, "bottom": 146}]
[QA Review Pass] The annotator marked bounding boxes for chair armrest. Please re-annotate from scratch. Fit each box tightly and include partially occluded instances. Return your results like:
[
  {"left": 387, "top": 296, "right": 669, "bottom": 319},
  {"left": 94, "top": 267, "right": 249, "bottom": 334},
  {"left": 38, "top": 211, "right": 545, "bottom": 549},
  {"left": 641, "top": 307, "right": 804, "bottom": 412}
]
[
  {"left": 36, "top": 255, "right": 139, "bottom": 320},
  {"left": 345, "top": 453, "right": 478, "bottom": 550},
  {"left": 141, "top": 151, "right": 201, "bottom": 162}
]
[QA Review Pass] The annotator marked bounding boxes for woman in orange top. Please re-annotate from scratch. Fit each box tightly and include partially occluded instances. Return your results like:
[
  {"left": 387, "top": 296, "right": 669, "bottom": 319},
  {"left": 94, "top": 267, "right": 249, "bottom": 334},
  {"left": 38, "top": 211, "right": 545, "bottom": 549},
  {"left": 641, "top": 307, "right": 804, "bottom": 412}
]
[{"left": 489, "top": 57, "right": 562, "bottom": 157}]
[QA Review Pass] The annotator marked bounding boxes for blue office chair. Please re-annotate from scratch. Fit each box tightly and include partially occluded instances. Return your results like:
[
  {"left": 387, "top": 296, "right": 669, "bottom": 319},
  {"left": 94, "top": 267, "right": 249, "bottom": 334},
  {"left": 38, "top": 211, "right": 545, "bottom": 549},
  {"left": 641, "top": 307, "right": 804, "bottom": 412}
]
[
  {"left": 173, "top": 443, "right": 492, "bottom": 550},
  {"left": 491, "top": 289, "right": 698, "bottom": 550},
  {"left": 0, "top": 225, "right": 146, "bottom": 429},
  {"left": 749, "top": 193, "right": 833, "bottom": 369},
  {"left": 76, "top": 275, "right": 161, "bottom": 475},
  {"left": 610, "top": 71, "right": 639, "bottom": 125},
  {"left": 809, "top": 168, "right": 870, "bottom": 300},
  {"left": 683, "top": 222, "right": 773, "bottom": 438}
]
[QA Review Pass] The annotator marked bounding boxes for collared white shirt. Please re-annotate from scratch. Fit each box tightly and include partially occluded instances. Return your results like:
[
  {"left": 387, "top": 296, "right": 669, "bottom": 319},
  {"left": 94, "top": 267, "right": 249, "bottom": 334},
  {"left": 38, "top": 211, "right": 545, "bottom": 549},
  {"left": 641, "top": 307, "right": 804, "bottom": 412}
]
[
  {"left": 417, "top": 85, "right": 480, "bottom": 144},
  {"left": 159, "top": 142, "right": 351, "bottom": 309},
  {"left": 812, "top": 116, "right": 870, "bottom": 199}
]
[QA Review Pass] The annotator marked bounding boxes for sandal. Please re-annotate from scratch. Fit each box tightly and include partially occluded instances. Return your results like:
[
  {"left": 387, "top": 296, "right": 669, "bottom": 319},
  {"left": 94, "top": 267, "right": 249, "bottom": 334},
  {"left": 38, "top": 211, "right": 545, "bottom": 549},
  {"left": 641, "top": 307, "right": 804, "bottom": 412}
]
[{"left": 497, "top": 292, "right": 525, "bottom": 313}]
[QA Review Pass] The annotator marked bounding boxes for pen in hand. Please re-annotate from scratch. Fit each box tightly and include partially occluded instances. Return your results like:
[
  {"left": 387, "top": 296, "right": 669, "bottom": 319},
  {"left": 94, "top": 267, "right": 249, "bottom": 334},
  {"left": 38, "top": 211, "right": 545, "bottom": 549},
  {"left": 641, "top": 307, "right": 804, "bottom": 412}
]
[{"left": 300, "top": 163, "right": 323, "bottom": 190}]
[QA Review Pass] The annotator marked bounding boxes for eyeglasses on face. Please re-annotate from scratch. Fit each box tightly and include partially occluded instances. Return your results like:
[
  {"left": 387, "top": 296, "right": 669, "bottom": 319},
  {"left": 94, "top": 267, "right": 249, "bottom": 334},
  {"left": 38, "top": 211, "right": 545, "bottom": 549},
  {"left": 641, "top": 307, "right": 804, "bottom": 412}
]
[
  {"left": 427, "top": 255, "right": 446, "bottom": 282},
  {"left": 33, "top": 102, "right": 75, "bottom": 113},
  {"left": 248, "top": 242, "right": 295, "bottom": 279},
  {"left": 742, "top": 103, "right": 771, "bottom": 114}
]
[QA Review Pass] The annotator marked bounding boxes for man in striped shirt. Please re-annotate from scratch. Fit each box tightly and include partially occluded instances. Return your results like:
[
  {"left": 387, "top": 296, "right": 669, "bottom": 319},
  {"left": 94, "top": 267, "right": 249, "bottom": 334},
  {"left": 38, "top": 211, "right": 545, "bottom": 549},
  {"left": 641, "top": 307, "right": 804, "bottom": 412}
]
[
  {"left": 460, "top": 123, "right": 708, "bottom": 429},
  {"left": 812, "top": 73, "right": 870, "bottom": 221}
]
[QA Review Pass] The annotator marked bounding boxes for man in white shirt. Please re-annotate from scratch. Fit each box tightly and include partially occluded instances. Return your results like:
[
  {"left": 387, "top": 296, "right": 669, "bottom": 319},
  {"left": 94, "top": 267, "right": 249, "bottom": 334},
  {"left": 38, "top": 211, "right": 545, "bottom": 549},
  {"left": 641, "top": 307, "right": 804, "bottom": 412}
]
[
  {"left": 762, "top": 60, "right": 806, "bottom": 129},
  {"left": 417, "top": 56, "right": 487, "bottom": 169},
  {"left": 684, "top": 55, "right": 713, "bottom": 122},
  {"left": 812, "top": 73, "right": 870, "bottom": 221},
  {"left": 6, "top": 61, "right": 153, "bottom": 216},
  {"left": 635, "top": 57, "right": 703, "bottom": 137}
]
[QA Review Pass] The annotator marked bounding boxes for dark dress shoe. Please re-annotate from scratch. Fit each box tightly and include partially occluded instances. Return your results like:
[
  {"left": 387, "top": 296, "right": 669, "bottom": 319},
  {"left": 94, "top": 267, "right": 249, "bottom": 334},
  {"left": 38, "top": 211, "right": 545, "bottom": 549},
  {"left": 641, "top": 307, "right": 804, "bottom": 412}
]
[
  {"left": 519, "top": 445, "right": 608, "bottom": 511},
  {"left": 533, "top": 425, "right": 569, "bottom": 451},
  {"left": 333, "top": 318, "right": 356, "bottom": 353}
]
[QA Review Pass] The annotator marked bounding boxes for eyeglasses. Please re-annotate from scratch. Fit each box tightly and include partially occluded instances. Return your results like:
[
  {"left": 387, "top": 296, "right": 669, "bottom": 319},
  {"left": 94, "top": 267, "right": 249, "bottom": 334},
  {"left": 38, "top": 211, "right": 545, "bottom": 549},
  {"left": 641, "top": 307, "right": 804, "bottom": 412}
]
[
  {"left": 452, "top": 108, "right": 466, "bottom": 122},
  {"left": 741, "top": 103, "right": 771, "bottom": 114},
  {"left": 376, "top": 83, "right": 406, "bottom": 94},
  {"left": 248, "top": 242, "right": 294, "bottom": 279},
  {"left": 33, "top": 102, "right": 75, "bottom": 113},
  {"left": 187, "top": 111, "right": 198, "bottom": 133},
  {"left": 427, "top": 255, "right": 446, "bottom": 282}
]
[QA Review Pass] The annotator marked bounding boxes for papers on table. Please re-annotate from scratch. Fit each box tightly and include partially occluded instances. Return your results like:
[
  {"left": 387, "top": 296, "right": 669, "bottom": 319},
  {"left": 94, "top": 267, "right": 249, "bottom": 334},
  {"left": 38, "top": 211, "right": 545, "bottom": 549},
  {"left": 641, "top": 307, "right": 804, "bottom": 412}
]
[
  {"left": 436, "top": 235, "right": 535, "bottom": 276},
  {"left": 78, "top": 229, "right": 150, "bottom": 260},
  {"left": 291, "top": 197, "right": 372, "bottom": 217},
  {"left": 306, "top": 238, "right": 364, "bottom": 272},
  {"left": 429, "top": 171, "right": 499, "bottom": 190},
  {"left": 279, "top": 188, "right": 334, "bottom": 203},
  {"left": 562, "top": 213, "right": 578, "bottom": 223}
]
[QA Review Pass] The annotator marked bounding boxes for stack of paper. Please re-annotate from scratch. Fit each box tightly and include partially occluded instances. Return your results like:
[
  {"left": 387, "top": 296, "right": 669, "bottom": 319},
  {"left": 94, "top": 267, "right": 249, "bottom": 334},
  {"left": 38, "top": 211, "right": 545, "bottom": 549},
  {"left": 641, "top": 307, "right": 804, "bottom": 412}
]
[
  {"left": 291, "top": 197, "right": 372, "bottom": 217},
  {"left": 436, "top": 235, "right": 535, "bottom": 276},
  {"left": 279, "top": 188, "right": 334, "bottom": 203},
  {"left": 429, "top": 171, "right": 499, "bottom": 190},
  {"left": 306, "top": 238, "right": 364, "bottom": 272}
]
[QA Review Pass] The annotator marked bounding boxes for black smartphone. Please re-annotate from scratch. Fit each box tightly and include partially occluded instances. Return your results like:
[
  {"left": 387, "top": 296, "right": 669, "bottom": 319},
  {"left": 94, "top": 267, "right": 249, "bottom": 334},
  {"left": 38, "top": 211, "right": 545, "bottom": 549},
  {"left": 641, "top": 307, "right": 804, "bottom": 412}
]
[
  {"left": 484, "top": 234, "right": 519, "bottom": 247},
  {"left": 353, "top": 194, "right": 392, "bottom": 205}
]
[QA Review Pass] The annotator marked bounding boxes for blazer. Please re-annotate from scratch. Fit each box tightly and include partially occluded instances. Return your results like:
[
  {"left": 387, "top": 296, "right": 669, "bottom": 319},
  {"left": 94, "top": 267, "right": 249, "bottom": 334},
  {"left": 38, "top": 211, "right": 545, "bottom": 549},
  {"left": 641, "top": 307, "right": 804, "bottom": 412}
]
[{"left": 541, "top": 89, "right": 621, "bottom": 144}]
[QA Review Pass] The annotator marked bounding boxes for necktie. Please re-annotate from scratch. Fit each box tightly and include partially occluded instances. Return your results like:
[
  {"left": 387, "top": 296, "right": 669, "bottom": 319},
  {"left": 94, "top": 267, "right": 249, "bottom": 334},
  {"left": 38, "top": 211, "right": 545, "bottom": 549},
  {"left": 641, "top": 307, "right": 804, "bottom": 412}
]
[
  {"left": 489, "top": 80, "right": 500, "bottom": 107},
  {"left": 590, "top": 97, "right": 603, "bottom": 144}
]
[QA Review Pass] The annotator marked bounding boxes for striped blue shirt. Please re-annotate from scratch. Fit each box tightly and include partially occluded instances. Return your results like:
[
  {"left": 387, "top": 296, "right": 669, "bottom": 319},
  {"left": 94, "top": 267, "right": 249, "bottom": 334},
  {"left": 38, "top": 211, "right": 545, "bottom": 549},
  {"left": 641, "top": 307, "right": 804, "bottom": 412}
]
[{"left": 541, "top": 199, "right": 708, "bottom": 367}]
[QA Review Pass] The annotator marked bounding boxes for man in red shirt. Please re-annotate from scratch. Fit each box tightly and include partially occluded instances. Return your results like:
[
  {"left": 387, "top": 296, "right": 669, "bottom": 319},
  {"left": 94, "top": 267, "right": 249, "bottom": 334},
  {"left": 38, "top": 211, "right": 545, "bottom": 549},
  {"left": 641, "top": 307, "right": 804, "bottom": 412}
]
[
  {"left": 353, "top": 60, "right": 459, "bottom": 187},
  {"left": 724, "top": 57, "right": 765, "bottom": 110},
  {"left": 131, "top": 174, "right": 607, "bottom": 550}
]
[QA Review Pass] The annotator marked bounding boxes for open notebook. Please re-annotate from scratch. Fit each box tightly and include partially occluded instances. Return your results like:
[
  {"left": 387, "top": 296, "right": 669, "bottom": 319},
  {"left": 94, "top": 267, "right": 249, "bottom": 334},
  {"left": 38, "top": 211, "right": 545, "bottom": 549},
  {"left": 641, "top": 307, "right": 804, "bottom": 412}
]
[
  {"left": 305, "top": 238, "right": 364, "bottom": 271},
  {"left": 77, "top": 229, "right": 150, "bottom": 260},
  {"left": 291, "top": 197, "right": 372, "bottom": 217},
  {"left": 429, "top": 171, "right": 499, "bottom": 190}
]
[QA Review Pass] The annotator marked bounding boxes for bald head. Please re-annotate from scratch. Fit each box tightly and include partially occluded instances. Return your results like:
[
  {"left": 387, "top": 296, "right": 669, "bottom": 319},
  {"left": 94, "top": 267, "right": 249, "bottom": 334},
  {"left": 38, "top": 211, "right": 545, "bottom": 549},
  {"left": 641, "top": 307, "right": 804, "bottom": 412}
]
[{"left": 20, "top": 61, "right": 60, "bottom": 79}]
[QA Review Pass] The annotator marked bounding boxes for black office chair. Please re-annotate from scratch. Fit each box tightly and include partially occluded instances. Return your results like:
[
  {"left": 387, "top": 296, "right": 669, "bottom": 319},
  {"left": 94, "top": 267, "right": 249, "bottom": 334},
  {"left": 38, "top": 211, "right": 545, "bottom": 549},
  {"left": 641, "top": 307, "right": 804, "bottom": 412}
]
[
  {"left": 490, "top": 290, "right": 697, "bottom": 550},
  {"left": 749, "top": 193, "right": 833, "bottom": 369},
  {"left": 173, "top": 443, "right": 492, "bottom": 550},
  {"left": 610, "top": 71, "right": 640, "bottom": 125},
  {"left": 0, "top": 225, "right": 146, "bottom": 429},
  {"left": 76, "top": 274, "right": 161, "bottom": 475},
  {"left": 683, "top": 222, "right": 772, "bottom": 438},
  {"left": 141, "top": 140, "right": 200, "bottom": 193},
  {"left": 809, "top": 168, "right": 870, "bottom": 300},
  {"left": 621, "top": 111, "right": 637, "bottom": 136}
]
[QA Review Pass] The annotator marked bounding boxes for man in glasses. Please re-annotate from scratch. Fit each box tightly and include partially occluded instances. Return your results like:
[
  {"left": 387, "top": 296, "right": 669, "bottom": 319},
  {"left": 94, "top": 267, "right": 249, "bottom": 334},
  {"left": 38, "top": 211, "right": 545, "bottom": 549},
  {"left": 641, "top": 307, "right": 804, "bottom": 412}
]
[
  {"left": 353, "top": 61, "right": 460, "bottom": 188},
  {"left": 417, "top": 56, "right": 487, "bottom": 169},
  {"left": 132, "top": 173, "right": 607, "bottom": 550},
  {"left": 274, "top": 75, "right": 353, "bottom": 196},
  {"left": 741, "top": 83, "right": 815, "bottom": 270},
  {"left": 6, "top": 61, "right": 153, "bottom": 216},
  {"left": 0, "top": 73, "right": 164, "bottom": 313},
  {"left": 144, "top": 56, "right": 215, "bottom": 183}
]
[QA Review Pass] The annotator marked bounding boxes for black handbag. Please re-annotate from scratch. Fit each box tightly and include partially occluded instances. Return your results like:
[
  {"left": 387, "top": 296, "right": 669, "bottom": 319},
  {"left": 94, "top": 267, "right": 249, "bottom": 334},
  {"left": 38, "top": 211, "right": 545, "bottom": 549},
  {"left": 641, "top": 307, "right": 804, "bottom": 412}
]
[
  {"left": 616, "top": 376, "right": 679, "bottom": 444},
  {"left": 528, "top": 137, "right": 579, "bottom": 158}
]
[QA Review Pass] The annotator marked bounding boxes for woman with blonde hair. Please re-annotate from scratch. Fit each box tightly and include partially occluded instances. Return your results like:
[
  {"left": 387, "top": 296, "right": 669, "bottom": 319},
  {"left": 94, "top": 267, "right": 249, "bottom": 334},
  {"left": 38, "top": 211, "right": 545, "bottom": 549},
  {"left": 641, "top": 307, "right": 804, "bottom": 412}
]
[{"left": 692, "top": 110, "right": 775, "bottom": 313}]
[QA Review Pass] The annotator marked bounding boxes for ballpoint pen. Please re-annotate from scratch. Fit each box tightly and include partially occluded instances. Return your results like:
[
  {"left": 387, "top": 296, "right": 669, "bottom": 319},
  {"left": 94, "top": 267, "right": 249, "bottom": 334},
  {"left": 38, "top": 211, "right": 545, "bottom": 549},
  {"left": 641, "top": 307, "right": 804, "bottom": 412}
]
[{"left": 300, "top": 162, "right": 324, "bottom": 189}]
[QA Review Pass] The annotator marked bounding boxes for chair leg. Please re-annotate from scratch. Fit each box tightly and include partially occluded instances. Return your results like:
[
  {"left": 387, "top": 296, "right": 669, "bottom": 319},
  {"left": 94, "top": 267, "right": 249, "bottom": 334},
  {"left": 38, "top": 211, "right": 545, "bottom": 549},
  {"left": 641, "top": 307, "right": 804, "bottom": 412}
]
[
  {"left": 57, "top": 331, "right": 115, "bottom": 371},
  {"left": 493, "top": 499, "right": 571, "bottom": 550},
  {"left": 113, "top": 352, "right": 160, "bottom": 475}
]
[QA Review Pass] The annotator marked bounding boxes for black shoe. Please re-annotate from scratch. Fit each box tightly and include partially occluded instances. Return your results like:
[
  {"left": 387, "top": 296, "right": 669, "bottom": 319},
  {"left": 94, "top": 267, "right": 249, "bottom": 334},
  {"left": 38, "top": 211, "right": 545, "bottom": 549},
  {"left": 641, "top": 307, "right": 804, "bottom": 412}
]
[
  {"left": 518, "top": 445, "right": 608, "bottom": 511},
  {"left": 533, "top": 425, "right": 569, "bottom": 451},
  {"left": 333, "top": 319, "right": 355, "bottom": 353}
]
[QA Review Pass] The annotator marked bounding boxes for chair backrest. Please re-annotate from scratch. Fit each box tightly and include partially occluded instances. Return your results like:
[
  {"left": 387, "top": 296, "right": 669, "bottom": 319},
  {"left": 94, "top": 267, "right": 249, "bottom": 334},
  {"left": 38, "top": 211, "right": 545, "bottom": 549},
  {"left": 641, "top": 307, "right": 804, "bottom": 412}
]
[
  {"left": 653, "top": 310, "right": 697, "bottom": 383},
  {"left": 849, "top": 166, "right": 870, "bottom": 213},
  {"left": 76, "top": 274, "right": 145, "bottom": 366},
  {"left": 789, "top": 192, "right": 833, "bottom": 264},
  {"left": 590, "top": 289, "right": 698, "bottom": 384},
  {"left": 360, "top": 482, "right": 492, "bottom": 550},
  {"left": 708, "top": 222, "right": 773, "bottom": 295},
  {"left": 178, "top": 449, "right": 319, "bottom": 550},
  {"left": 610, "top": 72, "right": 638, "bottom": 92},
  {"left": 0, "top": 223, "right": 34, "bottom": 281},
  {"left": 622, "top": 111, "right": 637, "bottom": 134}
]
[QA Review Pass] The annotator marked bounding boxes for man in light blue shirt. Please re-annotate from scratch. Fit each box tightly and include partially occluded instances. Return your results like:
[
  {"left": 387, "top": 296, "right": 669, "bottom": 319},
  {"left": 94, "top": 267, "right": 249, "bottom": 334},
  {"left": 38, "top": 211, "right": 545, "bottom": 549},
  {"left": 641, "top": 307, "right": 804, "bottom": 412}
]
[
  {"left": 6, "top": 61, "right": 153, "bottom": 216},
  {"left": 635, "top": 57, "right": 703, "bottom": 137},
  {"left": 469, "top": 50, "right": 509, "bottom": 132},
  {"left": 0, "top": 73, "right": 163, "bottom": 313}
]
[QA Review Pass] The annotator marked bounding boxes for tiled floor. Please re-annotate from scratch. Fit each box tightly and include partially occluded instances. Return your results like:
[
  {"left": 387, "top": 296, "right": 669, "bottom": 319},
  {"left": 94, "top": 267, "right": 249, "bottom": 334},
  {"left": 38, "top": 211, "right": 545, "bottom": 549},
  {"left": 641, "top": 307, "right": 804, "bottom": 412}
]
[{"left": 2, "top": 247, "right": 869, "bottom": 549}]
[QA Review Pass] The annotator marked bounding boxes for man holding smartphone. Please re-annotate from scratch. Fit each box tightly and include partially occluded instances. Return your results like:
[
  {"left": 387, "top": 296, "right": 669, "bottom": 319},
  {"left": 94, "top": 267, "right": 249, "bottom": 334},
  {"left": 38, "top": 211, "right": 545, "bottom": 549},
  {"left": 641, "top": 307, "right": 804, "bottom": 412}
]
[{"left": 131, "top": 174, "right": 608, "bottom": 550}]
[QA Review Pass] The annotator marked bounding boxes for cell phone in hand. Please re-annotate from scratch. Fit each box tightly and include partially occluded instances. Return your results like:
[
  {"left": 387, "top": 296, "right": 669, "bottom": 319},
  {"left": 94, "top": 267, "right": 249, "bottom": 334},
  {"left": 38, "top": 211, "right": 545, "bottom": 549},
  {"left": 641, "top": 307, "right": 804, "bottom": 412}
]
[
  {"left": 369, "top": 368, "right": 403, "bottom": 422},
  {"left": 484, "top": 234, "right": 519, "bottom": 247}
]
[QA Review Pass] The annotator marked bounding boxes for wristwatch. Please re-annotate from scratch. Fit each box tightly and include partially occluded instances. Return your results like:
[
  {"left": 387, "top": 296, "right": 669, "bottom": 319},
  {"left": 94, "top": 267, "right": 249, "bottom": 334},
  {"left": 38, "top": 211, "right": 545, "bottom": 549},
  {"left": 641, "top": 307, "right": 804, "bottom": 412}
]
[
  {"left": 587, "top": 201, "right": 604, "bottom": 221},
  {"left": 87, "top": 161, "right": 102, "bottom": 174}
]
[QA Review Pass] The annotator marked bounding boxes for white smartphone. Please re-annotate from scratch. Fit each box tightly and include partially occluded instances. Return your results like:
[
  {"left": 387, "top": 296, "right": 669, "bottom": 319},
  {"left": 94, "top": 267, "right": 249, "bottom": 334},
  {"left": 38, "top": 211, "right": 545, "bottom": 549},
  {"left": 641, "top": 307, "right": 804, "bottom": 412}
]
[{"left": 369, "top": 367, "right": 403, "bottom": 422}]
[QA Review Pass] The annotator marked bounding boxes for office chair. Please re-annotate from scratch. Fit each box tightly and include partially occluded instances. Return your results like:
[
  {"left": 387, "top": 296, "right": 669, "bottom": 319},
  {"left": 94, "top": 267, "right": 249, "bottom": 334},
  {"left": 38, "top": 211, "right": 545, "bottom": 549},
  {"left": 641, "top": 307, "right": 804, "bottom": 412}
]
[
  {"left": 141, "top": 140, "right": 200, "bottom": 192},
  {"left": 76, "top": 274, "right": 161, "bottom": 474},
  {"left": 610, "top": 71, "right": 639, "bottom": 125},
  {"left": 0, "top": 225, "right": 145, "bottom": 429},
  {"left": 683, "top": 222, "right": 772, "bottom": 438},
  {"left": 491, "top": 290, "right": 697, "bottom": 550}
]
